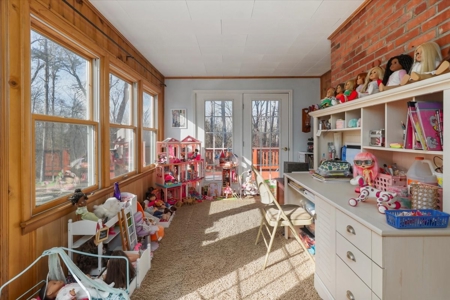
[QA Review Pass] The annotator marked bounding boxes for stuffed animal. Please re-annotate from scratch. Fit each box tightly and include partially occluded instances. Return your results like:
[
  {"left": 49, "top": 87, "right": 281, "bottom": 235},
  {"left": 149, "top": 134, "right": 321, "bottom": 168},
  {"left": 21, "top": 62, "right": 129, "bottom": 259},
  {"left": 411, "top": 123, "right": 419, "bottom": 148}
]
[{"left": 93, "top": 197, "right": 123, "bottom": 220}]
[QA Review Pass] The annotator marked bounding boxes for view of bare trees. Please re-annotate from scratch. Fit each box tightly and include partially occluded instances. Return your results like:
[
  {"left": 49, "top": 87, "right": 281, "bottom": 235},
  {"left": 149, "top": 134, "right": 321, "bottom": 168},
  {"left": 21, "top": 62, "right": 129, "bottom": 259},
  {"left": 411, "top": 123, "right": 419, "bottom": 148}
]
[
  {"left": 251, "top": 100, "right": 280, "bottom": 148},
  {"left": 31, "top": 30, "right": 93, "bottom": 205}
]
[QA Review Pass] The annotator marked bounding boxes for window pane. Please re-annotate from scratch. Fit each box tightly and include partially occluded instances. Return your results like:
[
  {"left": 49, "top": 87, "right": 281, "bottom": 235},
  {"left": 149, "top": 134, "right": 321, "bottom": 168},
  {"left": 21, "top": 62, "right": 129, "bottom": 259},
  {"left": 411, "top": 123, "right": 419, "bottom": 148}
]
[
  {"left": 31, "top": 31, "right": 90, "bottom": 119},
  {"left": 110, "top": 128, "right": 135, "bottom": 177},
  {"left": 35, "top": 121, "right": 95, "bottom": 206},
  {"left": 143, "top": 92, "right": 154, "bottom": 128},
  {"left": 109, "top": 74, "right": 132, "bottom": 125},
  {"left": 143, "top": 130, "right": 156, "bottom": 167}
]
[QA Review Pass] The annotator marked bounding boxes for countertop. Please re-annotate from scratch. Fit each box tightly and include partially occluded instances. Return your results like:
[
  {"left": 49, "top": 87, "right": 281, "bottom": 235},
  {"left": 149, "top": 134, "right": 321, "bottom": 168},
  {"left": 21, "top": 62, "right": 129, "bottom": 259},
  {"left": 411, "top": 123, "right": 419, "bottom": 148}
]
[{"left": 284, "top": 172, "right": 450, "bottom": 237}]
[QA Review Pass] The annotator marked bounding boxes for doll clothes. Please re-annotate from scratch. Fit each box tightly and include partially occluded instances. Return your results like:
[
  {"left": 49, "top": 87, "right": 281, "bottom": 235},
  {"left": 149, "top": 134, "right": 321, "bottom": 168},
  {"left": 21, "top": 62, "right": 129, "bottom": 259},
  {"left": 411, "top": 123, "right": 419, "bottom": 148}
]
[
  {"left": 75, "top": 206, "right": 99, "bottom": 222},
  {"left": 386, "top": 69, "right": 407, "bottom": 86},
  {"left": 223, "top": 185, "right": 233, "bottom": 197}
]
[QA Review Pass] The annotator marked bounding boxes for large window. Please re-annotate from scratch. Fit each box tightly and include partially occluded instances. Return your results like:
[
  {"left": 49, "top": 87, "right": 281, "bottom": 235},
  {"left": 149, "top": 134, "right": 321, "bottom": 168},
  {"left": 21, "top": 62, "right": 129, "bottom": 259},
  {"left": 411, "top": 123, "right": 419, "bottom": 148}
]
[
  {"left": 31, "top": 30, "right": 97, "bottom": 208},
  {"left": 143, "top": 91, "right": 157, "bottom": 167},
  {"left": 109, "top": 73, "right": 135, "bottom": 178}
]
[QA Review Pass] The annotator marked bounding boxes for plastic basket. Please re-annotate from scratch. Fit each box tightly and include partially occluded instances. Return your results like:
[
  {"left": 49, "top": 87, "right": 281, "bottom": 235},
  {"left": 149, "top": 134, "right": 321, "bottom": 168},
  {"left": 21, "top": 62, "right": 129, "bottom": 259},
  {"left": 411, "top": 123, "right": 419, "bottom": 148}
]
[
  {"left": 385, "top": 209, "right": 450, "bottom": 229},
  {"left": 374, "top": 174, "right": 407, "bottom": 192}
]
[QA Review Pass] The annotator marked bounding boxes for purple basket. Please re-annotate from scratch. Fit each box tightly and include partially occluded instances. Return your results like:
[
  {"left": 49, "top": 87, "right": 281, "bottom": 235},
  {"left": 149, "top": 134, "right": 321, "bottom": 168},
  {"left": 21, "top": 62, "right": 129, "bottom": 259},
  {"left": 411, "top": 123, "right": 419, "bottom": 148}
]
[{"left": 385, "top": 209, "right": 450, "bottom": 229}]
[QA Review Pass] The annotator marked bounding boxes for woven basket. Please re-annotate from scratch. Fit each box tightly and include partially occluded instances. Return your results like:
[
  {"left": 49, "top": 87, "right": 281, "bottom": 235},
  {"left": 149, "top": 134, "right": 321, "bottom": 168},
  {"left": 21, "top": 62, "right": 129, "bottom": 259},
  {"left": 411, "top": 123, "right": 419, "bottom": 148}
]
[{"left": 410, "top": 183, "right": 440, "bottom": 210}]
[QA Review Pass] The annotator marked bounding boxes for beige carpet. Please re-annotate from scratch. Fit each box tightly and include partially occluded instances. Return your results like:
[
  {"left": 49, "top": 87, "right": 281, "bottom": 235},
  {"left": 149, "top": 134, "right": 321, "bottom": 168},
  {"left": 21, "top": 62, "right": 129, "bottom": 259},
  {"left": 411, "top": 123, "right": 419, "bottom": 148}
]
[{"left": 131, "top": 198, "right": 320, "bottom": 300}]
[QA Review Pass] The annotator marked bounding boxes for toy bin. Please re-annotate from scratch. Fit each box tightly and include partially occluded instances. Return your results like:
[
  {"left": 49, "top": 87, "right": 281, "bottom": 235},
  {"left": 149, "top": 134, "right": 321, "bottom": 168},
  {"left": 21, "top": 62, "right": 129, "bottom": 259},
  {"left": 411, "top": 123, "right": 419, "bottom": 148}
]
[
  {"left": 374, "top": 173, "right": 407, "bottom": 192},
  {"left": 386, "top": 209, "right": 450, "bottom": 229}
]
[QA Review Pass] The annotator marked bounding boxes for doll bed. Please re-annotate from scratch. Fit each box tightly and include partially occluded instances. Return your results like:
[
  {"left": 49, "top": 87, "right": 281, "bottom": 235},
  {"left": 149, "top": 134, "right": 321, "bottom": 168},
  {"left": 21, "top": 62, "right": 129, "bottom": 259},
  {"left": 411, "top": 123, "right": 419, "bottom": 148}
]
[{"left": 0, "top": 247, "right": 134, "bottom": 300}]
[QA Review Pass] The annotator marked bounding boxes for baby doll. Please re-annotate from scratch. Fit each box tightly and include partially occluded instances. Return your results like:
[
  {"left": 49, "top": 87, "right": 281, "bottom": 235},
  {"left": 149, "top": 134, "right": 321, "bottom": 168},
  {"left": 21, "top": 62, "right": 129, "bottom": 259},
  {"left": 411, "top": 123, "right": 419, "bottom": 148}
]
[
  {"left": 359, "top": 66, "right": 384, "bottom": 97},
  {"left": 319, "top": 87, "right": 336, "bottom": 109},
  {"left": 401, "top": 41, "right": 443, "bottom": 85},
  {"left": 379, "top": 54, "right": 413, "bottom": 91},
  {"left": 355, "top": 72, "right": 367, "bottom": 94},
  {"left": 334, "top": 83, "right": 345, "bottom": 103},
  {"left": 68, "top": 189, "right": 99, "bottom": 221},
  {"left": 342, "top": 79, "right": 358, "bottom": 102}
]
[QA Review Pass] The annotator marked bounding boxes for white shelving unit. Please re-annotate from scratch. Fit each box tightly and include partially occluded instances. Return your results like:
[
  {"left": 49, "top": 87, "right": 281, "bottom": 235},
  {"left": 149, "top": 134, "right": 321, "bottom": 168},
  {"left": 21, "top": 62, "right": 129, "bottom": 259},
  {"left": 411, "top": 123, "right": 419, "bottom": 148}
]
[{"left": 310, "top": 73, "right": 449, "bottom": 211}]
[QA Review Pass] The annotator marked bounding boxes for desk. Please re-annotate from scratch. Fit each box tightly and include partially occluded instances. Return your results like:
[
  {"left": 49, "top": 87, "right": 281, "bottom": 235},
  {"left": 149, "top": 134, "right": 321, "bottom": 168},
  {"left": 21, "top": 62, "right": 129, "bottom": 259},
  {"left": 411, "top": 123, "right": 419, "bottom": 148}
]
[
  {"left": 284, "top": 172, "right": 450, "bottom": 300},
  {"left": 275, "top": 178, "right": 284, "bottom": 205}
]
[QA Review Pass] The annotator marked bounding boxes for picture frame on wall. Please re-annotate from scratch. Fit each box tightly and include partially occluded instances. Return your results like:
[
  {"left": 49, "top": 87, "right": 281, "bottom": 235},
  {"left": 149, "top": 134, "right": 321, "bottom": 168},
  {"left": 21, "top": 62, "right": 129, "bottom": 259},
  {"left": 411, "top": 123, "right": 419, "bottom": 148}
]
[{"left": 171, "top": 109, "right": 187, "bottom": 128}]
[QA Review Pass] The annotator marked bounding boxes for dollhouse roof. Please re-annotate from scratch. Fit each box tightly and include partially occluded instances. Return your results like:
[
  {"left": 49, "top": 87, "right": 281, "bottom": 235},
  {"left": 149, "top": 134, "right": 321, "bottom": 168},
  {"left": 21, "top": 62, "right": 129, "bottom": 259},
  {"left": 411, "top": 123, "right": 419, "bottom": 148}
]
[
  {"left": 181, "top": 135, "right": 201, "bottom": 143},
  {"left": 162, "top": 137, "right": 180, "bottom": 143}
]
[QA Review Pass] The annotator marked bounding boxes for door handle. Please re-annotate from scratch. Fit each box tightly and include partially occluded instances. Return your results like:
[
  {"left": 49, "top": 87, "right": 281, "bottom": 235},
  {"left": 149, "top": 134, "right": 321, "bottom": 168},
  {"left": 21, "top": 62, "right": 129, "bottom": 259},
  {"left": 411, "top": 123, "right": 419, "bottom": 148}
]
[{"left": 283, "top": 147, "right": 290, "bottom": 151}]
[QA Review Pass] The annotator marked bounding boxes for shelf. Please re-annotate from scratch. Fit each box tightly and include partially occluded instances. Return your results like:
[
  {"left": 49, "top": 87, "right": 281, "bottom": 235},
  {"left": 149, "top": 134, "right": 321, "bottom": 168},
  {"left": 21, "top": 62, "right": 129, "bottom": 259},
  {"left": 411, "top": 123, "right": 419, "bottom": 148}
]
[
  {"left": 104, "top": 225, "right": 121, "bottom": 244},
  {"left": 362, "top": 146, "right": 443, "bottom": 155},
  {"left": 319, "top": 127, "right": 360, "bottom": 132},
  {"left": 72, "top": 234, "right": 94, "bottom": 248}
]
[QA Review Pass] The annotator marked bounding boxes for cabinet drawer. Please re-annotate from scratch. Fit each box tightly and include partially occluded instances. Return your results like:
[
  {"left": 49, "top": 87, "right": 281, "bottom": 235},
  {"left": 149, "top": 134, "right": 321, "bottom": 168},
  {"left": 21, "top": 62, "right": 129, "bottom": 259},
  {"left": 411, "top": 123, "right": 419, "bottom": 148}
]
[
  {"left": 336, "top": 209, "right": 371, "bottom": 256},
  {"left": 336, "top": 232, "right": 371, "bottom": 287},
  {"left": 336, "top": 257, "right": 372, "bottom": 300}
]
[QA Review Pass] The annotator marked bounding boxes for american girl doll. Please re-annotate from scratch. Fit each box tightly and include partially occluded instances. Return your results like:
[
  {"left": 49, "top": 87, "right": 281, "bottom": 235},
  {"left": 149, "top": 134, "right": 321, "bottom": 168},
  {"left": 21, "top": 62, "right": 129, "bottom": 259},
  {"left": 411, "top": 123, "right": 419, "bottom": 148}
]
[
  {"left": 103, "top": 249, "right": 136, "bottom": 289},
  {"left": 401, "top": 41, "right": 443, "bottom": 85},
  {"left": 342, "top": 79, "right": 358, "bottom": 102},
  {"left": 359, "top": 66, "right": 384, "bottom": 97},
  {"left": 223, "top": 182, "right": 233, "bottom": 198},
  {"left": 408, "top": 49, "right": 450, "bottom": 82},
  {"left": 69, "top": 189, "right": 99, "bottom": 221},
  {"left": 319, "top": 87, "right": 336, "bottom": 109},
  {"left": 355, "top": 72, "right": 367, "bottom": 94},
  {"left": 379, "top": 54, "right": 413, "bottom": 91},
  {"left": 353, "top": 152, "right": 379, "bottom": 187},
  {"left": 334, "top": 83, "right": 345, "bottom": 103}
]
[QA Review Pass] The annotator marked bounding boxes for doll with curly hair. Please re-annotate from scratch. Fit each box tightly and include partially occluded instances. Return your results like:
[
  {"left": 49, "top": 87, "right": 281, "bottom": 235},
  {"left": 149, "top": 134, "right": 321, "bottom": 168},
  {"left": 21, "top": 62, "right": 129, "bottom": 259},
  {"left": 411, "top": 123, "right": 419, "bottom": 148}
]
[
  {"left": 401, "top": 41, "right": 443, "bottom": 85},
  {"left": 69, "top": 189, "right": 98, "bottom": 221},
  {"left": 379, "top": 54, "right": 413, "bottom": 91},
  {"left": 359, "top": 66, "right": 384, "bottom": 97}
]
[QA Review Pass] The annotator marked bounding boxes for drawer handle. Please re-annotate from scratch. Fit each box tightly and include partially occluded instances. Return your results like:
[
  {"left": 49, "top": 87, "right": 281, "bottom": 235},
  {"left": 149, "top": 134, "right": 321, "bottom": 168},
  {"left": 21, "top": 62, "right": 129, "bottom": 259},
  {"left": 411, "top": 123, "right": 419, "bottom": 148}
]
[
  {"left": 346, "top": 225, "right": 356, "bottom": 235},
  {"left": 346, "top": 251, "right": 356, "bottom": 262},
  {"left": 346, "top": 290, "right": 355, "bottom": 300}
]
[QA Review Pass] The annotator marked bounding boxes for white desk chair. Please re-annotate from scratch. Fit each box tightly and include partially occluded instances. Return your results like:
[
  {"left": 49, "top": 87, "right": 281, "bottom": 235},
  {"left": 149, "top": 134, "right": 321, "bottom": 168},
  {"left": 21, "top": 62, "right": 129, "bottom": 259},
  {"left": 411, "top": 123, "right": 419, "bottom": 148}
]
[{"left": 253, "top": 166, "right": 314, "bottom": 269}]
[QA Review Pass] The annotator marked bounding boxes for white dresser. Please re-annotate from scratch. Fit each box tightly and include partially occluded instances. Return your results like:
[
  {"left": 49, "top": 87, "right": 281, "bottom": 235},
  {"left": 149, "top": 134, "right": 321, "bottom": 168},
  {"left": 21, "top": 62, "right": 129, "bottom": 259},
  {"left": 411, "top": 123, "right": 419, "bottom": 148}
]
[{"left": 285, "top": 173, "right": 450, "bottom": 300}]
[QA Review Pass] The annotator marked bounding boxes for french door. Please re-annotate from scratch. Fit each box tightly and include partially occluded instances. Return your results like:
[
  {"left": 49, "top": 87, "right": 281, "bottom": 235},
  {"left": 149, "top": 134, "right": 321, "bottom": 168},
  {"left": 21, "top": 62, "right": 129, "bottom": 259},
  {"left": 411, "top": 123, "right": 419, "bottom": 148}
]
[{"left": 195, "top": 91, "right": 291, "bottom": 182}]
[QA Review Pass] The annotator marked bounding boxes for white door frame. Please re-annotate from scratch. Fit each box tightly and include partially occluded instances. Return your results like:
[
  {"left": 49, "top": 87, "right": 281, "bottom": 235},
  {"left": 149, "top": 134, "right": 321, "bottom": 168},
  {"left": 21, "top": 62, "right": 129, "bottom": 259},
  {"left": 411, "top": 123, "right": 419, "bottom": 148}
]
[{"left": 194, "top": 90, "right": 293, "bottom": 175}]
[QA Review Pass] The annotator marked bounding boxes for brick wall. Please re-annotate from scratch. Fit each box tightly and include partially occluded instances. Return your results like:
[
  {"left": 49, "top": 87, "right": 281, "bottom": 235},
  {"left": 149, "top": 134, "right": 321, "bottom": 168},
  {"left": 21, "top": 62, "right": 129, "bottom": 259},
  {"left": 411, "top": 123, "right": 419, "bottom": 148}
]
[{"left": 329, "top": 0, "right": 449, "bottom": 86}]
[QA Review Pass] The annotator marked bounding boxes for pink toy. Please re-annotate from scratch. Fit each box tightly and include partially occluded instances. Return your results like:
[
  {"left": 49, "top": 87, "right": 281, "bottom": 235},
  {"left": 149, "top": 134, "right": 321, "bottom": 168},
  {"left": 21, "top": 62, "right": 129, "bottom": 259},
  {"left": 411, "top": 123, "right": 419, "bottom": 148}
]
[
  {"left": 349, "top": 185, "right": 400, "bottom": 214},
  {"left": 353, "top": 152, "right": 379, "bottom": 187}
]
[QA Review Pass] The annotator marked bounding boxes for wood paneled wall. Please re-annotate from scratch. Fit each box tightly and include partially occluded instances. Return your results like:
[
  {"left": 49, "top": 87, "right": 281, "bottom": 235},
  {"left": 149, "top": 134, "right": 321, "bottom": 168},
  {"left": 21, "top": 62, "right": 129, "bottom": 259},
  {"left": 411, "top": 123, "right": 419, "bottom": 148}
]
[{"left": 1, "top": 0, "right": 164, "bottom": 298}]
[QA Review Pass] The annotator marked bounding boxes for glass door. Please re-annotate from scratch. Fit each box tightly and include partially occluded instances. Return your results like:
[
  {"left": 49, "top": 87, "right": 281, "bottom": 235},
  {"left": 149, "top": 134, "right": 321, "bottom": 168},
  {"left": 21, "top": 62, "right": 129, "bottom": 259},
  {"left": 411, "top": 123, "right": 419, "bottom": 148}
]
[{"left": 243, "top": 93, "right": 291, "bottom": 180}]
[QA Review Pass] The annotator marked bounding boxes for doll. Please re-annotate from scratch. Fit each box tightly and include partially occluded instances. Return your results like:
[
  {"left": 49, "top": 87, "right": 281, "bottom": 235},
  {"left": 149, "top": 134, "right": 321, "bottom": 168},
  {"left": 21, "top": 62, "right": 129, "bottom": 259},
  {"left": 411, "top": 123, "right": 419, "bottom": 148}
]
[
  {"left": 223, "top": 182, "right": 233, "bottom": 198},
  {"left": 379, "top": 54, "right": 413, "bottom": 91},
  {"left": 342, "top": 79, "right": 358, "bottom": 102},
  {"left": 359, "top": 66, "right": 384, "bottom": 97},
  {"left": 319, "top": 87, "right": 336, "bottom": 109},
  {"left": 408, "top": 49, "right": 450, "bottom": 82},
  {"left": 103, "top": 250, "right": 136, "bottom": 289},
  {"left": 355, "top": 72, "right": 367, "bottom": 94},
  {"left": 334, "top": 83, "right": 345, "bottom": 103},
  {"left": 68, "top": 189, "right": 99, "bottom": 221},
  {"left": 400, "top": 41, "right": 443, "bottom": 85},
  {"left": 352, "top": 152, "right": 379, "bottom": 187}
]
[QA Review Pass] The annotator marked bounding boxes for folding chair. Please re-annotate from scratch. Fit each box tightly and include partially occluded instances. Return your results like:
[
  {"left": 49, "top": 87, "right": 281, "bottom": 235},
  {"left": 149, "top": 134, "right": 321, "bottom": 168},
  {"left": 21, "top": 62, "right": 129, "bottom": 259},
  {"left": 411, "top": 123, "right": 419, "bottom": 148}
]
[{"left": 253, "top": 166, "right": 314, "bottom": 269}]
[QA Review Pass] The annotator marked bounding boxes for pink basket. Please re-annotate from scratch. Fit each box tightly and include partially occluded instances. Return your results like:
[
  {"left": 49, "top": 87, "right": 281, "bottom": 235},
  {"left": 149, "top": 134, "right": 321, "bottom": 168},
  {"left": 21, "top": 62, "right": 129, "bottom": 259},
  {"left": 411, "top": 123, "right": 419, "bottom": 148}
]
[{"left": 374, "top": 173, "right": 407, "bottom": 192}]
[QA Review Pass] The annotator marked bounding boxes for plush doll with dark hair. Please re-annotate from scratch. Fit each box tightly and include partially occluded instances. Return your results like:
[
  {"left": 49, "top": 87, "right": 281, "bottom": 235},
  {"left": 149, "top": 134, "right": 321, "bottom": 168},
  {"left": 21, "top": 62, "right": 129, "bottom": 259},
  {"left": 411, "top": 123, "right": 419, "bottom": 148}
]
[{"left": 379, "top": 54, "right": 413, "bottom": 91}]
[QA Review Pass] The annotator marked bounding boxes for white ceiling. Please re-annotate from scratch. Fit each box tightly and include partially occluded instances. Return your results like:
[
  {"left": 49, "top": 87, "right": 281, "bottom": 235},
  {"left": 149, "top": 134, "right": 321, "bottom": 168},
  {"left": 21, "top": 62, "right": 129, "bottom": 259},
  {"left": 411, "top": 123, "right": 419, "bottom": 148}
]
[{"left": 90, "top": 0, "right": 365, "bottom": 77}]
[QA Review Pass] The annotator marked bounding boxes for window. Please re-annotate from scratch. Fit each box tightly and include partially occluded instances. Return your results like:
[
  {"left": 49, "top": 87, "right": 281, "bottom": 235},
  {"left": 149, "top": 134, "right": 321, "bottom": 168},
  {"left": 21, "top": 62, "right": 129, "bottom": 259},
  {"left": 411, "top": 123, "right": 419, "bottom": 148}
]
[
  {"left": 142, "top": 91, "right": 157, "bottom": 167},
  {"left": 109, "top": 73, "right": 136, "bottom": 178},
  {"left": 31, "top": 29, "right": 97, "bottom": 209},
  {"left": 204, "top": 100, "right": 233, "bottom": 181}
]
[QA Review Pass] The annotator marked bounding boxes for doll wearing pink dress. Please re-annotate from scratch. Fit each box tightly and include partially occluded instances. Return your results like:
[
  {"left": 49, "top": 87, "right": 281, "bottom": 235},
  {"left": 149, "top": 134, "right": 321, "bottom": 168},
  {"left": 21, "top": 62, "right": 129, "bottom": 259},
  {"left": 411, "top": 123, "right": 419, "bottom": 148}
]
[{"left": 223, "top": 183, "right": 233, "bottom": 198}]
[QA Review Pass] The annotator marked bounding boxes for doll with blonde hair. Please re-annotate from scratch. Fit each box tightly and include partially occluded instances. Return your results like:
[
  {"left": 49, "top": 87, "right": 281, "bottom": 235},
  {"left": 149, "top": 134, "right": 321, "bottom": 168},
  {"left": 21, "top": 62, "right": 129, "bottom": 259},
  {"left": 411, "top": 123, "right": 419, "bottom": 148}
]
[
  {"left": 342, "top": 79, "right": 358, "bottom": 102},
  {"left": 400, "top": 41, "right": 442, "bottom": 85},
  {"left": 359, "top": 66, "right": 384, "bottom": 97}
]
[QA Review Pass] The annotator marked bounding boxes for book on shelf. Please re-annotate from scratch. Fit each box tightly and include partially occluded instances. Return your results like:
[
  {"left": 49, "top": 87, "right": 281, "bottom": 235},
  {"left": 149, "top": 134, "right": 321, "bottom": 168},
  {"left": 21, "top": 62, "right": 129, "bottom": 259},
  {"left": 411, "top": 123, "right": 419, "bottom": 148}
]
[{"left": 415, "top": 101, "right": 443, "bottom": 151}]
